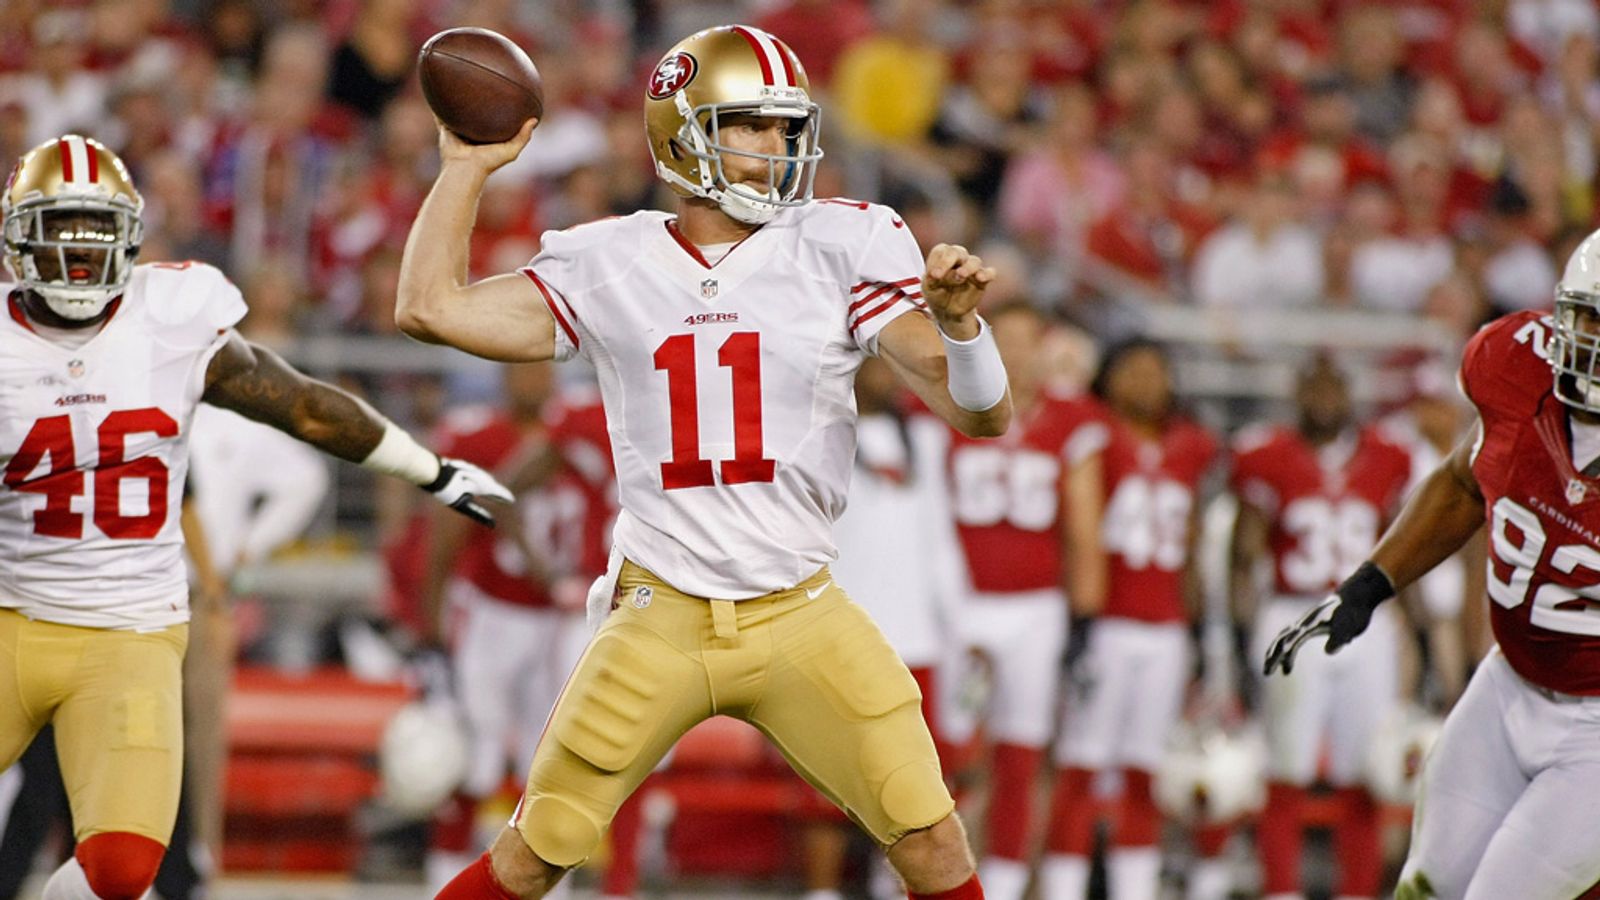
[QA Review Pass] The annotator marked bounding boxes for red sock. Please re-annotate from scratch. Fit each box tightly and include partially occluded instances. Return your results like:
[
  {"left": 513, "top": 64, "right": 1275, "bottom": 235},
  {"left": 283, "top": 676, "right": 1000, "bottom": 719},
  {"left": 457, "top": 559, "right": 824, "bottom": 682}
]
[
  {"left": 76, "top": 832, "right": 165, "bottom": 900},
  {"left": 432, "top": 792, "right": 479, "bottom": 854},
  {"left": 1114, "top": 768, "right": 1160, "bottom": 848},
  {"left": 910, "top": 873, "right": 985, "bottom": 899},
  {"left": 1194, "top": 822, "right": 1231, "bottom": 858},
  {"left": 435, "top": 851, "right": 520, "bottom": 900},
  {"left": 602, "top": 788, "right": 647, "bottom": 895},
  {"left": 986, "top": 743, "right": 1042, "bottom": 860},
  {"left": 1335, "top": 786, "right": 1381, "bottom": 898},
  {"left": 1259, "top": 782, "right": 1304, "bottom": 896},
  {"left": 1045, "top": 765, "right": 1096, "bottom": 856}
]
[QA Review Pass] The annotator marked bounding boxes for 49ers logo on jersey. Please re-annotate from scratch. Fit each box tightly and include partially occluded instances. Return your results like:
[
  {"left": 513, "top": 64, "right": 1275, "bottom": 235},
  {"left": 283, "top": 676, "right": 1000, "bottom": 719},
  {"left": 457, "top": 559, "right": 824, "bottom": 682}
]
[{"left": 648, "top": 52, "right": 697, "bottom": 100}]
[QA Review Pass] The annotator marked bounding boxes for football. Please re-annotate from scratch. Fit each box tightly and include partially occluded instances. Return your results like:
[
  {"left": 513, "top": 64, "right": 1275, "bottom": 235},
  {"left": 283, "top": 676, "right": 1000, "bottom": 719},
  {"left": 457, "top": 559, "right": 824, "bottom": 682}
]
[{"left": 417, "top": 27, "right": 544, "bottom": 145}]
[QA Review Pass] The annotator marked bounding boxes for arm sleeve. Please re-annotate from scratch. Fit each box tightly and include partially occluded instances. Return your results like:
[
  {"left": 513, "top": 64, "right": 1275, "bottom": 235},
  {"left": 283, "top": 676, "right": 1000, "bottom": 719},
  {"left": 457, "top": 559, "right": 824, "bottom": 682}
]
[
  {"left": 521, "top": 231, "right": 586, "bottom": 362},
  {"left": 848, "top": 205, "right": 928, "bottom": 354}
]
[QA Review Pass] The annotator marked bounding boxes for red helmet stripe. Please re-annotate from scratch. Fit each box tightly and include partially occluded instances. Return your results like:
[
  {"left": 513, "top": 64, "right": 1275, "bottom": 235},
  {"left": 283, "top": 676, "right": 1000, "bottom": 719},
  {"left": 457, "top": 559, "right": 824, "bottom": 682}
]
[
  {"left": 776, "top": 42, "right": 798, "bottom": 86},
  {"left": 731, "top": 26, "right": 777, "bottom": 87},
  {"left": 85, "top": 143, "right": 99, "bottom": 182},
  {"left": 58, "top": 138, "right": 73, "bottom": 181}
]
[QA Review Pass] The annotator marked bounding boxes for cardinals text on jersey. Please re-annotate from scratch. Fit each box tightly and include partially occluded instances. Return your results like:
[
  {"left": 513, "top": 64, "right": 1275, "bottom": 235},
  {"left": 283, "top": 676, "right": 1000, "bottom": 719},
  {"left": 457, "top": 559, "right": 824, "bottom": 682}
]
[
  {"left": 1463, "top": 310, "right": 1600, "bottom": 694},
  {"left": 948, "top": 391, "right": 1107, "bottom": 593},
  {"left": 0, "top": 262, "right": 246, "bottom": 628},
  {"left": 520, "top": 199, "right": 924, "bottom": 598},
  {"left": 1230, "top": 423, "right": 1413, "bottom": 599}
]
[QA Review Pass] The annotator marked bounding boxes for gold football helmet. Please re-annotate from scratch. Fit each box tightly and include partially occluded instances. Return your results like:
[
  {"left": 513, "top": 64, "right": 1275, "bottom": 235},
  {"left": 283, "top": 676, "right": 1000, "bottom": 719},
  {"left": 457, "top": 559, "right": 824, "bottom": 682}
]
[
  {"left": 3, "top": 135, "right": 143, "bottom": 320},
  {"left": 644, "top": 25, "right": 822, "bottom": 225}
]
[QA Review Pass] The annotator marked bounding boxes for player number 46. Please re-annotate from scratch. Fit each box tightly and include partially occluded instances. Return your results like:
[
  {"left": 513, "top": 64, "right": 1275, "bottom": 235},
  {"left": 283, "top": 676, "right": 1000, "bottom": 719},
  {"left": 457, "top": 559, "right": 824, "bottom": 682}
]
[{"left": 3, "top": 408, "right": 178, "bottom": 540}]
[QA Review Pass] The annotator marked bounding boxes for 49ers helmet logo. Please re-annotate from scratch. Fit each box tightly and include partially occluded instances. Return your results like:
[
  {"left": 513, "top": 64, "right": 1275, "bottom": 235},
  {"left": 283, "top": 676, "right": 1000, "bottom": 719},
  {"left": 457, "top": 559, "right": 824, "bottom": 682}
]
[{"left": 648, "top": 52, "right": 697, "bottom": 100}]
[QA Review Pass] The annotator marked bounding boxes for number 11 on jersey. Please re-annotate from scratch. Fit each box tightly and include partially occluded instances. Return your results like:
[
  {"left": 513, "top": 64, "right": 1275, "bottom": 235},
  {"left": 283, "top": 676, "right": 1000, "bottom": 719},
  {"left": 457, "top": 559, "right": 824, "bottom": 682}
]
[{"left": 654, "top": 331, "right": 775, "bottom": 490}]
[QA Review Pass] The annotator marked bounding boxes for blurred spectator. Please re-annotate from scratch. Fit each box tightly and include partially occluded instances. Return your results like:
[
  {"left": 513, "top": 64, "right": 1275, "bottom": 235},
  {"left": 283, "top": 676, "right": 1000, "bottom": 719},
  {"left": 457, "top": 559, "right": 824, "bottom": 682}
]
[
  {"left": 1191, "top": 171, "right": 1324, "bottom": 311},
  {"left": 327, "top": 0, "right": 419, "bottom": 121},
  {"left": 927, "top": 24, "right": 1048, "bottom": 214},
  {"left": 1543, "top": 33, "right": 1600, "bottom": 225},
  {"left": 832, "top": 0, "right": 950, "bottom": 146},
  {"left": 140, "top": 149, "right": 231, "bottom": 270},
  {"left": 1507, "top": 0, "right": 1600, "bottom": 67},
  {"left": 1335, "top": 4, "right": 1414, "bottom": 143},
  {"left": 1259, "top": 75, "right": 1389, "bottom": 225},
  {"left": 1346, "top": 146, "right": 1456, "bottom": 314},
  {"left": 1184, "top": 40, "right": 1274, "bottom": 185},
  {"left": 1479, "top": 180, "right": 1559, "bottom": 313},
  {"left": 9, "top": 10, "right": 106, "bottom": 147},
  {"left": 1083, "top": 134, "right": 1214, "bottom": 304},
  {"left": 754, "top": 0, "right": 877, "bottom": 88}
]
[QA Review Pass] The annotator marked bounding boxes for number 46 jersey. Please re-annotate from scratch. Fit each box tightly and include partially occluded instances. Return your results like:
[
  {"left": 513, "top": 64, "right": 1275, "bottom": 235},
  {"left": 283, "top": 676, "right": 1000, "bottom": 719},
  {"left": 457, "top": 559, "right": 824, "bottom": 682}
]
[
  {"left": 0, "top": 263, "right": 246, "bottom": 629},
  {"left": 521, "top": 201, "right": 925, "bottom": 599},
  {"left": 1463, "top": 310, "right": 1600, "bottom": 695}
]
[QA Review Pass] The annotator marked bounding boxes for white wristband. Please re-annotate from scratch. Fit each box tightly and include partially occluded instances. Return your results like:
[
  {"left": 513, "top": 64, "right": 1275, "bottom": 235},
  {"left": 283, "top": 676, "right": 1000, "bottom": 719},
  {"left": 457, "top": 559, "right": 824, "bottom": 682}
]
[
  {"left": 939, "top": 317, "right": 1009, "bottom": 412},
  {"left": 361, "top": 421, "right": 442, "bottom": 486}
]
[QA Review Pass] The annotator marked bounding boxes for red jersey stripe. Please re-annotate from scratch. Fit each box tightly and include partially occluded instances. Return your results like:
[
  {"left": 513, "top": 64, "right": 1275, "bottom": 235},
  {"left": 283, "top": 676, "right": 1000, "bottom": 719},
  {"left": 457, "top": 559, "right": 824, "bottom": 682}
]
[
  {"left": 521, "top": 268, "right": 579, "bottom": 350},
  {"left": 848, "top": 283, "right": 898, "bottom": 313},
  {"left": 850, "top": 294, "right": 909, "bottom": 333},
  {"left": 851, "top": 276, "right": 919, "bottom": 293}
]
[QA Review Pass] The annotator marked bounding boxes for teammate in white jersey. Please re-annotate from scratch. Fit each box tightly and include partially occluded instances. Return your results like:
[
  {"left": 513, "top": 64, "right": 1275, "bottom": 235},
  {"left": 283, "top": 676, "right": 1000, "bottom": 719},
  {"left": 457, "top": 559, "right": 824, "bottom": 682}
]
[
  {"left": 397, "top": 25, "right": 1014, "bottom": 900},
  {"left": 0, "top": 135, "right": 513, "bottom": 900}
]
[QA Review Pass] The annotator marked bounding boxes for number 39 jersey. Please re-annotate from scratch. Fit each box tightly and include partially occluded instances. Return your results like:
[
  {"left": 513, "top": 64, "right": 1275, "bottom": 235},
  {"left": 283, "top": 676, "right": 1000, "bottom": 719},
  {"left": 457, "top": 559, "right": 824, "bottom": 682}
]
[
  {"left": 0, "top": 263, "right": 247, "bottom": 629},
  {"left": 521, "top": 200, "right": 924, "bottom": 599},
  {"left": 1230, "top": 423, "right": 1412, "bottom": 600},
  {"left": 1463, "top": 310, "right": 1600, "bottom": 695}
]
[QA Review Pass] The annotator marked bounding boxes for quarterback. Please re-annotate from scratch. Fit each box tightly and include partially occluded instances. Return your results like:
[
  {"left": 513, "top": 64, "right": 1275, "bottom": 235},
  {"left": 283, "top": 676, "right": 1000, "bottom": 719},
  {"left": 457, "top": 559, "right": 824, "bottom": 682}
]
[
  {"left": 1266, "top": 228, "right": 1600, "bottom": 898},
  {"left": 397, "top": 25, "right": 1012, "bottom": 900},
  {"left": 0, "top": 135, "right": 512, "bottom": 900}
]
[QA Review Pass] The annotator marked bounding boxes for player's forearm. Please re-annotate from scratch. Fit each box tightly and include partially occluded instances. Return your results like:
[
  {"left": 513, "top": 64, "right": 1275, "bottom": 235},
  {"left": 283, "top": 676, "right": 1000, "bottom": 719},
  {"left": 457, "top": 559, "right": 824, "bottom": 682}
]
[
  {"left": 396, "top": 162, "right": 488, "bottom": 341},
  {"left": 1367, "top": 462, "right": 1484, "bottom": 593}
]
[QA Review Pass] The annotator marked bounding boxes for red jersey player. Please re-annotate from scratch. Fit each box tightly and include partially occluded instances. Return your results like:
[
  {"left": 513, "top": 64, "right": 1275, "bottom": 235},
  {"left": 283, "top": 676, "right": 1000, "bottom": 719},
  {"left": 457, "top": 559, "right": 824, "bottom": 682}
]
[
  {"left": 944, "top": 301, "right": 1106, "bottom": 900},
  {"left": 1040, "top": 338, "right": 1219, "bottom": 900},
  {"left": 1267, "top": 231, "right": 1600, "bottom": 899},
  {"left": 1235, "top": 357, "right": 1414, "bottom": 900}
]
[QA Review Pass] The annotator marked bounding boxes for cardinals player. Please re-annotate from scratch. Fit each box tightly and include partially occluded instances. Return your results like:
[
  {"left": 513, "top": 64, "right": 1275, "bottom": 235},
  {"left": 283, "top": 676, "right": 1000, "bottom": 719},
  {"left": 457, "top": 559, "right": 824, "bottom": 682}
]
[
  {"left": 942, "top": 300, "right": 1105, "bottom": 900},
  {"left": 0, "top": 135, "right": 512, "bottom": 900},
  {"left": 396, "top": 25, "right": 1012, "bottom": 900},
  {"left": 1234, "top": 357, "right": 1413, "bottom": 900},
  {"left": 1266, "top": 230, "right": 1600, "bottom": 899},
  {"left": 1041, "top": 338, "right": 1219, "bottom": 900}
]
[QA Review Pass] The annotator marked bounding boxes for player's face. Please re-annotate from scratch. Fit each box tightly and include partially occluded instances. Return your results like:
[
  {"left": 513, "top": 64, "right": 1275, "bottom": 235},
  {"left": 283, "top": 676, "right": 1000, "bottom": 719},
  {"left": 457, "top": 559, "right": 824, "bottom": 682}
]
[
  {"left": 715, "top": 113, "right": 799, "bottom": 190},
  {"left": 1106, "top": 347, "right": 1172, "bottom": 424},
  {"left": 31, "top": 210, "right": 116, "bottom": 285},
  {"left": 1296, "top": 366, "right": 1352, "bottom": 438}
]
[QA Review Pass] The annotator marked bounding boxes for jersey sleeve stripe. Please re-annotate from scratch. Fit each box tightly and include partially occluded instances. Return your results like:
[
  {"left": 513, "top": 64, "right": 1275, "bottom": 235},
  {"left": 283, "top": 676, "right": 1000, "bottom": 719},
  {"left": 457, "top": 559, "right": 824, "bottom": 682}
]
[
  {"left": 851, "top": 276, "right": 920, "bottom": 294},
  {"left": 848, "top": 283, "right": 900, "bottom": 313},
  {"left": 520, "top": 267, "right": 579, "bottom": 350},
  {"left": 850, "top": 294, "right": 910, "bottom": 334}
]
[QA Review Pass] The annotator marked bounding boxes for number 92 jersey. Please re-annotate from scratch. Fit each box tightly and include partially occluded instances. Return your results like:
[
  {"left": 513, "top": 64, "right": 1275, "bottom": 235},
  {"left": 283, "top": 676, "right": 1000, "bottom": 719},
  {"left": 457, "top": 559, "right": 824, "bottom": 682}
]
[
  {"left": 520, "top": 201, "right": 924, "bottom": 599},
  {"left": 1463, "top": 310, "right": 1600, "bottom": 695},
  {"left": 0, "top": 263, "right": 246, "bottom": 629}
]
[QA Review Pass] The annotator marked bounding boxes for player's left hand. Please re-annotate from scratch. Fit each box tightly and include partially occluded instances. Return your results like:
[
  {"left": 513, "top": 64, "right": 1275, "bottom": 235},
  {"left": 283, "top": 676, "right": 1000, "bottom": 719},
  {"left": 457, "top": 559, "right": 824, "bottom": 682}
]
[
  {"left": 424, "top": 457, "right": 514, "bottom": 526},
  {"left": 921, "top": 243, "right": 994, "bottom": 338},
  {"left": 1262, "top": 592, "right": 1377, "bottom": 676}
]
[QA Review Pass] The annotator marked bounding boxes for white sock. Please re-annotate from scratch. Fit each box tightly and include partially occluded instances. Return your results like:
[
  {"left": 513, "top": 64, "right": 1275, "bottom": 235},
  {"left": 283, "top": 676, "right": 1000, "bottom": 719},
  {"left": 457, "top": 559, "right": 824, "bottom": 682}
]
[
  {"left": 41, "top": 857, "right": 153, "bottom": 900},
  {"left": 1039, "top": 853, "right": 1091, "bottom": 899},
  {"left": 1108, "top": 847, "right": 1162, "bottom": 900},
  {"left": 1187, "top": 858, "right": 1232, "bottom": 900},
  {"left": 979, "top": 856, "right": 1031, "bottom": 900}
]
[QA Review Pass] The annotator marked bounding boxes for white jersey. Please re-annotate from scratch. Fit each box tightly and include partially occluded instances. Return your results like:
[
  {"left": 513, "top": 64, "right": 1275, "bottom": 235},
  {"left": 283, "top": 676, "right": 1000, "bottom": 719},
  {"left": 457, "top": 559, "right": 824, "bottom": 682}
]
[
  {"left": 523, "top": 200, "right": 925, "bottom": 598},
  {"left": 0, "top": 262, "right": 246, "bottom": 629}
]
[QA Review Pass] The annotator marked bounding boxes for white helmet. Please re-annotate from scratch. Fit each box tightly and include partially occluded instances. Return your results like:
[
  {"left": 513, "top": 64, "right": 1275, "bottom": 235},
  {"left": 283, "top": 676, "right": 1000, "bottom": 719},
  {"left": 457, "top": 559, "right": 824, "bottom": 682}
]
[
  {"left": 1553, "top": 227, "right": 1600, "bottom": 411},
  {"left": 378, "top": 701, "right": 468, "bottom": 817},
  {"left": 1155, "top": 722, "right": 1267, "bottom": 824},
  {"left": 1365, "top": 707, "right": 1442, "bottom": 805}
]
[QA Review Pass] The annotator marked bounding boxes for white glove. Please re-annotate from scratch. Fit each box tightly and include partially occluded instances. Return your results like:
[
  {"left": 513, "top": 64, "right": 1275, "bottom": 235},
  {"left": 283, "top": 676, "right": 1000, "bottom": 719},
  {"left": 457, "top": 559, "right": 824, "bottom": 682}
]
[{"left": 423, "top": 457, "right": 514, "bottom": 527}]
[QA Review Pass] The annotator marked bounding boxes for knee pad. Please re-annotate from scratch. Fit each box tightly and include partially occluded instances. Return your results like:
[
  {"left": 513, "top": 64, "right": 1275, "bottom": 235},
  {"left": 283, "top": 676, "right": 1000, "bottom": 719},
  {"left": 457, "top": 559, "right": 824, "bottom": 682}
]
[
  {"left": 517, "top": 794, "right": 602, "bottom": 869},
  {"left": 76, "top": 832, "right": 165, "bottom": 900}
]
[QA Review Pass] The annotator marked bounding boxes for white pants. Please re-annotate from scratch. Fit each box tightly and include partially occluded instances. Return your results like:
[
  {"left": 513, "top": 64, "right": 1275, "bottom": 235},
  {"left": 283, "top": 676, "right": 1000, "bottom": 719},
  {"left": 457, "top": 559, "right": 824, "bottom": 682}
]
[
  {"left": 1400, "top": 647, "right": 1600, "bottom": 900},
  {"left": 1253, "top": 597, "right": 1398, "bottom": 785},
  {"left": 452, "top": 583, "right": 590, "bottom": 798},
  {"left": 948, "top": 588, "right": 1068, "bottom": 747},
  {"left": 1055, "top": 618, "right": 1191, "bottom": 771}
]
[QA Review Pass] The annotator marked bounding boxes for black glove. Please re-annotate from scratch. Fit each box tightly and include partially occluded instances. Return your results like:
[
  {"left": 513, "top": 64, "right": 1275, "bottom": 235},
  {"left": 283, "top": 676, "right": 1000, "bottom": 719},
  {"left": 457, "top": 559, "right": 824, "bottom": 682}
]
[
  {"left": 1263, "top": 561, "right": 1394, "bottom": 677},
  {"left": 422, "top": 457, "right": 514, "bottom": 527}
]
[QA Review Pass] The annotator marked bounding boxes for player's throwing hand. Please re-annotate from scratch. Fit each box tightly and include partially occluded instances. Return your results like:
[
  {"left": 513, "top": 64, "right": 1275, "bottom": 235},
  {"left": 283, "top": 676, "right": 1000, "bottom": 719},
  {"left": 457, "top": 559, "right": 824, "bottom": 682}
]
[
  {"left": 922, "top": 243, "right": 995, "bottom": 338},
  {"left": 437, "top": 117, "right": 538, "bottom": 173}
]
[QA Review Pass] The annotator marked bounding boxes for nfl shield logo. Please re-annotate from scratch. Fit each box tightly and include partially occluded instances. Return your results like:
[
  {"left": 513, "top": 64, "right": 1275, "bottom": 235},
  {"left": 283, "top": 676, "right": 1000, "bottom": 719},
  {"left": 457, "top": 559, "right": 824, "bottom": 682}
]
[
  {"left": 632, "top": 586, "right": 653, "bottom": 609},
  {"left": 67, "top": 359, "right": 85, "bottom": 379},
  {"left": 700, "top": 279, "right": 719, "bottom": 299},
  {"left": 1568, "top": 478, "right": 1587, "bottom": 505}
]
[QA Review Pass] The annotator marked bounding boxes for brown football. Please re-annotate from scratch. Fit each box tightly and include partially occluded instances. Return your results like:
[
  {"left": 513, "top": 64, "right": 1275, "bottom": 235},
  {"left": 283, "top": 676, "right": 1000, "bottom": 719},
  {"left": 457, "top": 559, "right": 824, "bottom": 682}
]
[{"left": 418, "top": 28, "right": 544, "bottom": 145}]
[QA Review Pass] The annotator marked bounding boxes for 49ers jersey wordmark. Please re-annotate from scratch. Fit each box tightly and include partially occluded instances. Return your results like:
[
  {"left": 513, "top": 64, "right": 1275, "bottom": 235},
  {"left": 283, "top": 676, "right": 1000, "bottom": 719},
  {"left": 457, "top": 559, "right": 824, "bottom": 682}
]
[
  {"left": 0, "top": 262, "right": 245, "bottom": 629},
  {"left": 1464, "top": 310, "right": 1600, "bottom": 694},
  {"left": 521, "top": 200, "right": 923, "bottom": 598}
]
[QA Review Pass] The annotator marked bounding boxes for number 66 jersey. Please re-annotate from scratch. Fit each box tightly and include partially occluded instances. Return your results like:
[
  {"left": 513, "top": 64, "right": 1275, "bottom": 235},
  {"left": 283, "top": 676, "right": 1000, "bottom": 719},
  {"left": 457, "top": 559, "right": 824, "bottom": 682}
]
[
  {"left": 0, "top": 263, "right": 245, "bottom": 629},
  {"left": 520, "top": 201, "right": 925, "bottom": 599},
  {"left": 1462, "top": 310, "right": 1600, "bottom": 695}
]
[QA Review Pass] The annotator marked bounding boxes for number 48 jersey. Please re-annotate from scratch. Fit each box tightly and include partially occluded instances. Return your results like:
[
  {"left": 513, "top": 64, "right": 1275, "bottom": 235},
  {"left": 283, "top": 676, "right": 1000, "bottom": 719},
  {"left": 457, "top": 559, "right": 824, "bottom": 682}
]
[
  {"left": 1463, "top": 310, "right": 1600, "bottom": 695},
  {"left": 521, "top": 200, "right": 925, "bottom": 599},
  {"left": 0, "top": 263, "right": 246, "bottom": 629}
]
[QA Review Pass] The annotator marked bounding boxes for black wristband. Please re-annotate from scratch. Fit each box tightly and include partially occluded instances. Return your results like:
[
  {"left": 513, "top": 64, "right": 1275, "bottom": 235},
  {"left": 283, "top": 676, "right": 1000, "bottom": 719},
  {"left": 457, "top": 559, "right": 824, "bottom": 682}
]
[
  {"left": 421, "top": 455, "right": 451, "bottom": 493},
  {"left": 1335, "top": 561, "right": 1396, "bottom": 612}
]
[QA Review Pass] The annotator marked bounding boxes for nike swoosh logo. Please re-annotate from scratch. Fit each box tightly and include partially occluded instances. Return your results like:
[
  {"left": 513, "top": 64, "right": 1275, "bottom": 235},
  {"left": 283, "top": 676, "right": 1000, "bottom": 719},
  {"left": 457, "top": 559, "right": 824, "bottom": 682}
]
[{"left": 805, "top": 580, "right": 831, "bottom": 600}]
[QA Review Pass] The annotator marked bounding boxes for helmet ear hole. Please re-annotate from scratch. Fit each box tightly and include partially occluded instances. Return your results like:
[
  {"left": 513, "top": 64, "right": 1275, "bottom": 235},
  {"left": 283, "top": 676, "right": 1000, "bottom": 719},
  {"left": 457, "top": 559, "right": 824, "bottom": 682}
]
[{"left": 667, "top": 140, "right": 684, "bottom": 161}]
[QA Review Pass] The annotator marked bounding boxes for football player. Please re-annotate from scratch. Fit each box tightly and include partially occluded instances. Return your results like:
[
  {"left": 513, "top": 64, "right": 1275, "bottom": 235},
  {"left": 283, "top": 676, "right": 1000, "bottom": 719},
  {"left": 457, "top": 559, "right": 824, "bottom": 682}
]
[
  {"left": 396, "top": 25, "right": 1012, "bottom": 900},
  {"left": 1265, "top": 230, "right": 1600, "bottom": 898},
  {"left": 1041, "top": 338, "right": 1220, "bottom": 900},
  {"left": 1234, "top": 357, "right": 1414, "bottom": 900},
  {"left": 941, "top": 300, "right": 1106, "bottom": 900},
  {"left": 0, "top": 135, "right": 513, "bottom": 900}
]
